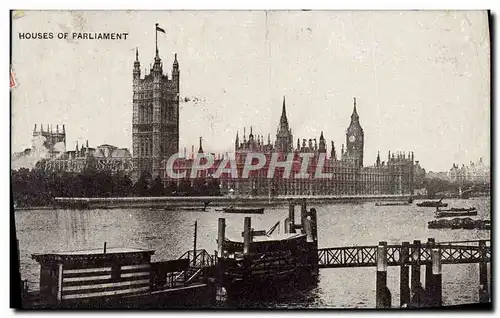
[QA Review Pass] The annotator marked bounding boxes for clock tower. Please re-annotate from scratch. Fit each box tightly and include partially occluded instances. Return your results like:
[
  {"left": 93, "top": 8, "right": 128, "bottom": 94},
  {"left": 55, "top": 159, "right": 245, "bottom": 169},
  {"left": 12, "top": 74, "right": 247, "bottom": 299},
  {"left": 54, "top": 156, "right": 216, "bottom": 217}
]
[{"left": 344, "top": 97, "right": 364, "bottom": 168}]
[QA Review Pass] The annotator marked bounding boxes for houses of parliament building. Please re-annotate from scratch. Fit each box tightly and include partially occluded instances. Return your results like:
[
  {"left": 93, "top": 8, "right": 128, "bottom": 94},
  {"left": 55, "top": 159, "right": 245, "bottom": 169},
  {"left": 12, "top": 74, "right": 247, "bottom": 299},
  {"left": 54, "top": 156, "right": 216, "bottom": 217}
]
[
  {"left": 163, "top": 96, "right": 423, "bottom": 196},
  {"left": 23, "top": 43, "right": 422, "bottom": 197}
]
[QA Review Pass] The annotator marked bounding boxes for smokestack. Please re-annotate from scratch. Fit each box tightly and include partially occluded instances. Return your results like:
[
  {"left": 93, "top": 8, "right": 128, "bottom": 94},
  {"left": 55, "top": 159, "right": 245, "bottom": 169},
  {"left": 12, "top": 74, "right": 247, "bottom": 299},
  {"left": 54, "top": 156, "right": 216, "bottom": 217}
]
[
  {"left": 63, "top": 125, "right": 65, "bottom": 133},
  {"left": 41, "top": 124, "right": 43, "bottom": 132},
  {"left": 191, "top": 145, "right": 194, "bottom": 160},
  {"left": 34, "top": 124, "right": 37, "bottom": 132},
  {"left": 184, "top": 147, "right": 187, "bottom": 158},
  {"left": 56, "top": 125, "right": 59, "bottom": 133}
]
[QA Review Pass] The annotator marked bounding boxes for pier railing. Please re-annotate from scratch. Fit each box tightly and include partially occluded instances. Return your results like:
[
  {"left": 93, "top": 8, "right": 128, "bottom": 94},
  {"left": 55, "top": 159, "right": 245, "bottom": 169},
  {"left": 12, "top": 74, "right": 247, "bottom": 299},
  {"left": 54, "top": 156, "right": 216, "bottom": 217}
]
[
  {"left": 179, "top": 249, "right": 217, "bottom": 268},
  {"left": 317, "top": 239, "right": 490, "bottom": 268}
]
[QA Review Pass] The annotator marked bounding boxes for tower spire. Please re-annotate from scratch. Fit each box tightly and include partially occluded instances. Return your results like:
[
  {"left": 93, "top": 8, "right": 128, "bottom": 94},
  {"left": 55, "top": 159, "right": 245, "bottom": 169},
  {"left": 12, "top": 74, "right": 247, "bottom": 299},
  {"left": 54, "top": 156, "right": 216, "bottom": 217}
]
[
  {"left": 351, "top": 97, "right": 359, "bottom": 120},
  {"left": 198, "top": 137, "right": 204, "bottom": 153},
  {"left": 331, "top": 141, "right": 337, "bottom": 160},
  {"left": 135, "top": 47, "right": 139, "bottom": 61}
]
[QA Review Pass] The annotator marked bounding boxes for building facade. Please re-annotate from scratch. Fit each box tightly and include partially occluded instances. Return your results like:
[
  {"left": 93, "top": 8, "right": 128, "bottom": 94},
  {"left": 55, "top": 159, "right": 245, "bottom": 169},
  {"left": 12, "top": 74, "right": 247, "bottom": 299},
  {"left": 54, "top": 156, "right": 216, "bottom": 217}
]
[
  {"left": 35, "top": 141, "right": 133, "bottom": 174},
  {"left": 448, "top": 158, "right": 490, "bottom": 184},
  {"left": 132, "top": 47, "right": 180, "bottom": 180},
  {"left": 164, "top": 97, "right": 418, "bottom": 197}
]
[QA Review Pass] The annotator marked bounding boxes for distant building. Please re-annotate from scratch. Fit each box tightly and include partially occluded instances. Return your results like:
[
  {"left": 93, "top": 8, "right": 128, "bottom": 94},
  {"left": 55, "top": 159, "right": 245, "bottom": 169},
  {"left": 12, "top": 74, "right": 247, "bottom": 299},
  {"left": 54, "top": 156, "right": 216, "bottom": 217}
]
[
  {"left": 36, "top": 141, "right": 132, "bottom": 174},
  {"left": 132, "top": 46, "right": 180, "bottom": 181},
  {"left": 12, "top": 124, "right": 67, "bottom": 161},
  {"left": 448, "top": 158, "right": 490, "bottom": 184}
]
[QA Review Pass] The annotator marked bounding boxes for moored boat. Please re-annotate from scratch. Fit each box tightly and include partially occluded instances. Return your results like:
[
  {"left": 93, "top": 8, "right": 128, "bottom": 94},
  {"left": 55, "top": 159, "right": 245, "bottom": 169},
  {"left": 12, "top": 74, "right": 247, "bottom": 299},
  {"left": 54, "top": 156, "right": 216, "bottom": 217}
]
[
  {"left": 416, "top": 199, "right": 448, "bottom": 208},
  {"left": 435, "top": 209, "right": 477, "bottom": 218},
  {"left": 217, "top": 201, "right": 319, "bottom": 299},
  {"left": 428, "top": 218, "right": 490, "bottom": 230},
  {"left": 222, "top": 207, "right": 264, "bottom": 214},
  {"left": 375, "top": 202, "right": 411, "bottom": 206}
]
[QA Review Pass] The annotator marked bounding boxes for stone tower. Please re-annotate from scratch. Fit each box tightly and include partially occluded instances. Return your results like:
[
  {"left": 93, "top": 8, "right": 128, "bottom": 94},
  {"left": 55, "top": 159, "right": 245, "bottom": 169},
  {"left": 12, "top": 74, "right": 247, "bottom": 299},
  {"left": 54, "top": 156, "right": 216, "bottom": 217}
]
[
  {"left": 275, "top": 96, "right": 293, "bottom": 152},
  {"left": 343, "top": 97, "right": 364, "bottom": 168},
  {"left": 132, "top": 46, "right": 180, "bottom": 180},
  {"left": 32, "top": 124, "right": 66, "bottom": 158}
]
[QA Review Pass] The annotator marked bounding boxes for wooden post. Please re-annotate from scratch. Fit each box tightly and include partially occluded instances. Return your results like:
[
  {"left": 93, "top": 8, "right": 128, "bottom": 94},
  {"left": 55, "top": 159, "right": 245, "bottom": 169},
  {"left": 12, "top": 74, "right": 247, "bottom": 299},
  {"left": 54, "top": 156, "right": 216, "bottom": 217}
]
[
  {"left": 305, "top": 216, "right": 313, "bottom": 243},
  {"left": 193, "top": 221, "right": 197, "bottom": 266},
  {"left": 425, "top": 238, "right": 435, "bottom": 292},
  {"left": 288, "top": 203, "right": 296, "bottom": 233},
  {"left": 300, "top": 199, "right": 307, "bottom": 233},
  {"left": 103, "top": 242, "right": 107, "bottom": 254},
  {"left": 376, "top": 241, "right": 390, "bottom": 308},
  {"left": 400, "top": 241, "right": 410, "bottom": 307},
  {"left": 243, "top": 217, "right": 252, "bottom": 255},
  {"left": 429, "top": 247, "right": 442, "bottom": 307},
  {"left": 310, "top": 208, "right": 318, "bottom": 243},
  {"left": 478, "top": 240, "right": 489, "bottom": 303},
  {"left": 57, "top": 263, "right": 63, "bottom": 302},
  {"left": 217, "top": 218, "right": 225, "bottom": 258},
  {"left": 411, "top": 240, "right": 422, "bottom": 307}
]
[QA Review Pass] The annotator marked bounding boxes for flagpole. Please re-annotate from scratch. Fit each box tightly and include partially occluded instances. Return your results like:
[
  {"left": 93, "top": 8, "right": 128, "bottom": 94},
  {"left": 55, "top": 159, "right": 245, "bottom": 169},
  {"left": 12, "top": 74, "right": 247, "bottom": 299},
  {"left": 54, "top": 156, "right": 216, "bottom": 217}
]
[{"left": 155, "top": 23, "right": 158, "bottom": 57}]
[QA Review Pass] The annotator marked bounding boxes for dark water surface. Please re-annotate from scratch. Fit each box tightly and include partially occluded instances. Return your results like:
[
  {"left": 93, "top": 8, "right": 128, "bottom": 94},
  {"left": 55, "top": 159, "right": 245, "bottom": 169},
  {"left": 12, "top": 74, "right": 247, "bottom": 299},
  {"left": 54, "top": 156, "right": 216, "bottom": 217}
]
[{"left": 15, "top": 197, "right": 491, "bottom": 308}]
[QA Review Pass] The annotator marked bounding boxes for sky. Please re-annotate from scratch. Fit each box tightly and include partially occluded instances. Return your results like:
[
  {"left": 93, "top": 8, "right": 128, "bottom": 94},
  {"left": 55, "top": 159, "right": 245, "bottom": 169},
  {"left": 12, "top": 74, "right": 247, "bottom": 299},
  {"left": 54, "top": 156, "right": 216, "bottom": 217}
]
[{"left": 11, "top": 10, "right": 490, "bottom": 172}]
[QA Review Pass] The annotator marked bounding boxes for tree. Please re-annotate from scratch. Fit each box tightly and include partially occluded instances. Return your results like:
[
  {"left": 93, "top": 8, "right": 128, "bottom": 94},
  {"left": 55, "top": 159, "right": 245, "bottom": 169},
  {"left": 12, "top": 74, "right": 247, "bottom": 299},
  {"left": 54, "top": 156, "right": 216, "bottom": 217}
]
[
  {"left": 165, "top": 182, "right": 177, "bottom": 196},
  {"left": 149, "top": 176, "right": 165, "bottom": 196},
  {"left": 133, "top": 173, "right": 150, "bottom": 197}
]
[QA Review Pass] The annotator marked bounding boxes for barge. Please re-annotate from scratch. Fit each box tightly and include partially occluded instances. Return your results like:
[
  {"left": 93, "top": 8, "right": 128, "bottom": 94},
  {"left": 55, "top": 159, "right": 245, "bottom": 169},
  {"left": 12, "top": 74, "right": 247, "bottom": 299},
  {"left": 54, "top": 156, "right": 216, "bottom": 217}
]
[{"left": 216, "top": 200, "right": 319, "bottom": 298}]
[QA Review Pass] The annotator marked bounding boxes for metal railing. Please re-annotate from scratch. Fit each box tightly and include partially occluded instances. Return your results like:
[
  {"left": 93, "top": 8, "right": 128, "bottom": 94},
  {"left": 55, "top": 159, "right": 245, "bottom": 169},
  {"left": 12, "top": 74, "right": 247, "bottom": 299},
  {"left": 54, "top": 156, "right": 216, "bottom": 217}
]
[{"left": 317, "top": 240, "right": 490, "bottom": 268}]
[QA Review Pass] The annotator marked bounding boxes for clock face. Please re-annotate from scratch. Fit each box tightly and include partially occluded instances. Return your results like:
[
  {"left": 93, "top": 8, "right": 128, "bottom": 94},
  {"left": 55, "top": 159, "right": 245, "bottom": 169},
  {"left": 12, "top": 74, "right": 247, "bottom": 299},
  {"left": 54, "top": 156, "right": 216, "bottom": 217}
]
[{"left": 349, "top": 135, "right": 356, "bottom": 142}]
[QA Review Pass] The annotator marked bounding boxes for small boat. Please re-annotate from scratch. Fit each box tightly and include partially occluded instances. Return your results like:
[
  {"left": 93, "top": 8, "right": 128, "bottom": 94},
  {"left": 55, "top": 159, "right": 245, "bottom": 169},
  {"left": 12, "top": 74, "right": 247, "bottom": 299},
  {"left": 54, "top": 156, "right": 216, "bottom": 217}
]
[
  {"left": 428, "top": 218, "right": 490, "bottom": 230},
  {"left": 416, "top": 198, "right": 448, "bottom": 208},
  {"left": 178, "top": 206, "right": 207, "bottom": 212},
  {"left": 222, "top": 207, "right": 264, "bottom": 214},
  {"left": 435, "top": 209, "right": 478, "bottom": 218},
  {"left": 447, "top": 207, "right": 477, "bottom": 212},
  {"left": 375, "top": 202, "right": 411, "bottom": 206}
]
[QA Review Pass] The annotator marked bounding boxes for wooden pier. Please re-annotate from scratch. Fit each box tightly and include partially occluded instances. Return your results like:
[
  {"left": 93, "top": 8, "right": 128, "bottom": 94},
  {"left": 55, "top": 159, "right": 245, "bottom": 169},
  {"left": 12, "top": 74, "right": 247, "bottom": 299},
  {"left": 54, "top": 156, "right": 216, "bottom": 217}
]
[{"left": 317, "top": 238, "right": 491, "bottom": 308}]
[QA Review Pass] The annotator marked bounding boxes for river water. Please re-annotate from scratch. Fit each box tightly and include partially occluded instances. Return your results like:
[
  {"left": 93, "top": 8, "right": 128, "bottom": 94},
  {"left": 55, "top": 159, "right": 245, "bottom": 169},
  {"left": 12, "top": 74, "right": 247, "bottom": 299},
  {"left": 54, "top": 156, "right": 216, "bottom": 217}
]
[{"left": 15, "top": 197, "right": 491, "bottom": 308}]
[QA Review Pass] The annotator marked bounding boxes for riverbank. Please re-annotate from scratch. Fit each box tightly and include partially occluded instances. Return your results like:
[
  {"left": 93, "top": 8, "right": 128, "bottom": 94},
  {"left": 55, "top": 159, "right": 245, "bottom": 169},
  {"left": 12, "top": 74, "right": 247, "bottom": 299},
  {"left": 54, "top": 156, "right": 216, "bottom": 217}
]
[{"left": 49, "top": 195, "right": 414, "bottom": 210}]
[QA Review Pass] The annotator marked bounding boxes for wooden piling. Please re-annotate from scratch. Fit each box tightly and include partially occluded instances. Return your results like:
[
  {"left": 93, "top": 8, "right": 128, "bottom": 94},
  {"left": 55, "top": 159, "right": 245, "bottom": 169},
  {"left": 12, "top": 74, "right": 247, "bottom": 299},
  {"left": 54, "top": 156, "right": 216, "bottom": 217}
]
[
  {"left": 243, "top": 217, "right": 252, "bottom": 255},
  {"left": 304, "top": 216, "right": 313, "bottom": 243},
  {"left": 429, "top": 247, "right": 442, "bottom": 307},
  {"left": 288, "top": 203, "right": 296, "bottom": 233},
  {"left": 478, "top": 240, "right": 489, "bottom": 303},
  {"left": 193, "top": 221, "right": 198, "bottom": 266},
  {"left": 217, "top": 218, "right": 225, "bottom": 257},
  {"left": 376, "top": 241, "right": 390, "bottom": 308},
  {"left": 400, "top": 241, "right": 410, "bottom": 307},
  {"left": 425, "top": 238, "right": 435, "bottom": 292},
  {"left": 310, "top": 208, "right": 318, "bottom": 243},
  {"left": 300, "top": 199, "right": 307, "bottom": 233},
  {"left": 410, "top": 240, "right": 422, "bottom": 307},
  {"left": 103, "top": 242, "right": 107, "bottom": 254}
]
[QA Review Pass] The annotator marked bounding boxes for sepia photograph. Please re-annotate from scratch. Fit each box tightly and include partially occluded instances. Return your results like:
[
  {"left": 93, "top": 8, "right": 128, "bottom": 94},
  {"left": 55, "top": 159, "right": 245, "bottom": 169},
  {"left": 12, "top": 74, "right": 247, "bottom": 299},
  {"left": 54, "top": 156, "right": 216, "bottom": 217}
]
[{"left": 10, "top": 9, "right": 491, "bottom": 309}]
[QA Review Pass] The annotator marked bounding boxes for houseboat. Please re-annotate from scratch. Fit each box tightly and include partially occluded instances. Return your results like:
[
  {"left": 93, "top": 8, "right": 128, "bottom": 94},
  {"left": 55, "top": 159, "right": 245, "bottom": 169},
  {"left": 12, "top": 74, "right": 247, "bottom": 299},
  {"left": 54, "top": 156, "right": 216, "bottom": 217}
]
[{"left": 216, "top": 200, "right": 319, "bottom": 298}]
